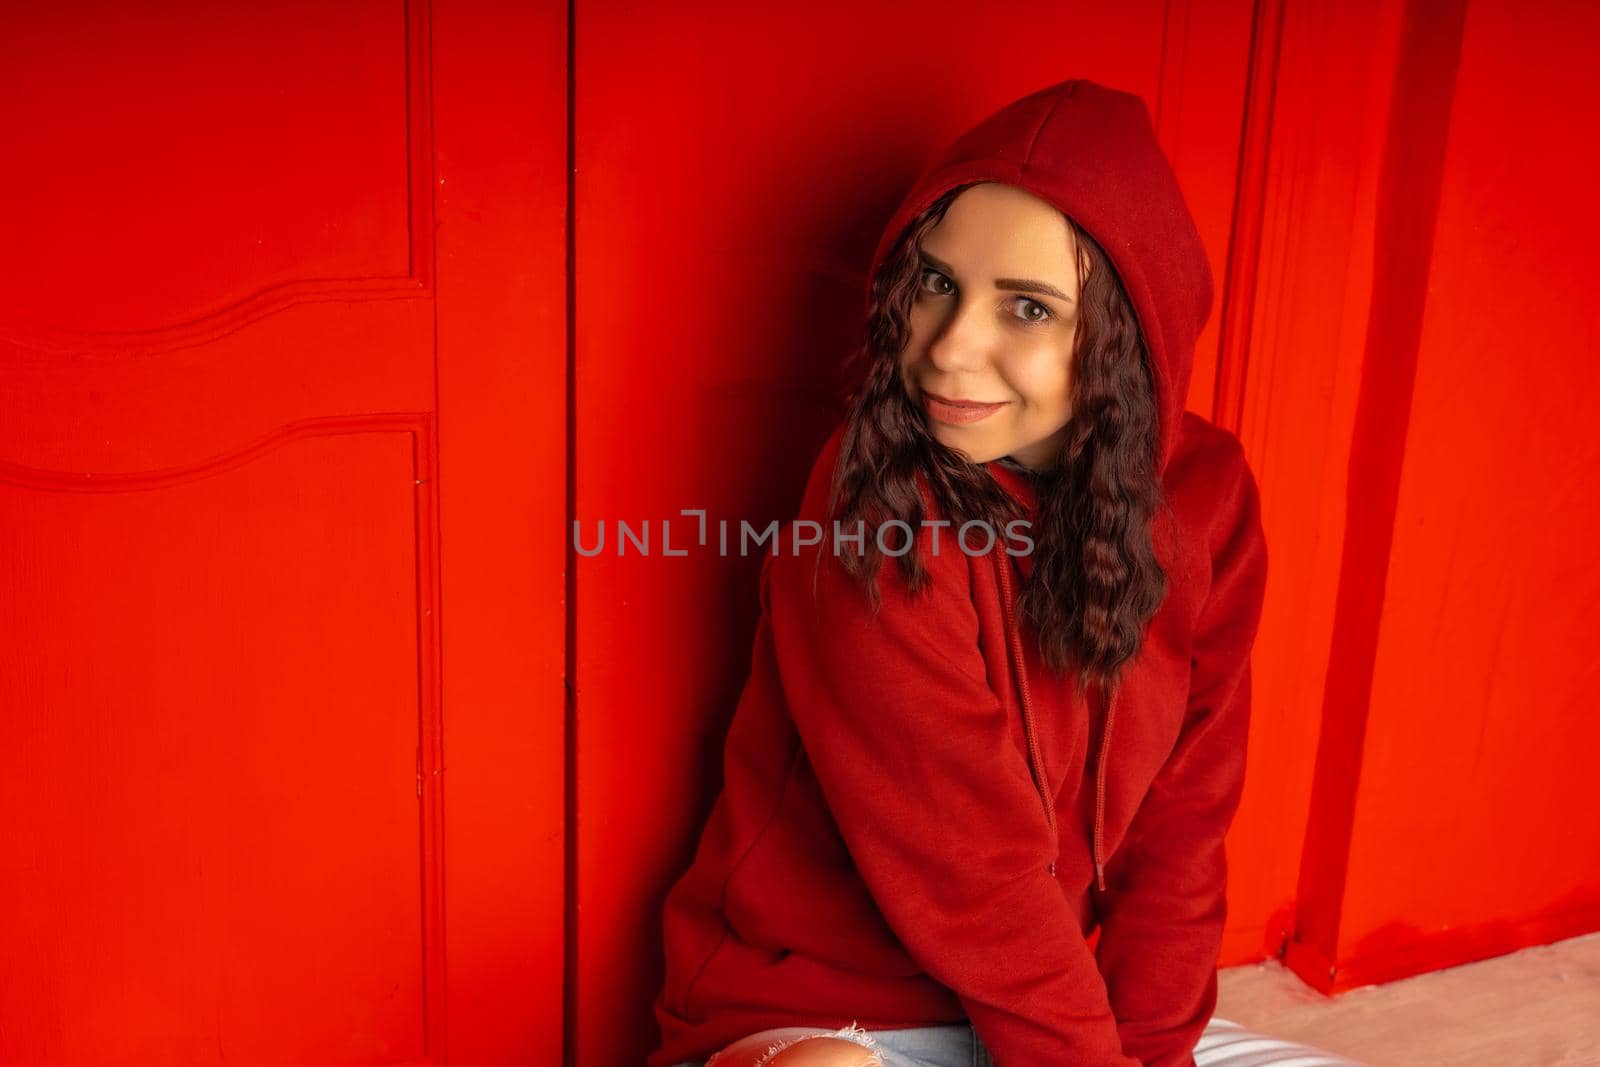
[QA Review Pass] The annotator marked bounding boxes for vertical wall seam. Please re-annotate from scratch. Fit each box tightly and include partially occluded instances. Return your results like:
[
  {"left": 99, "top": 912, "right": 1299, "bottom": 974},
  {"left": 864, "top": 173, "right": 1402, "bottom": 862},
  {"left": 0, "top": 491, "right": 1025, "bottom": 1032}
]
[
  {"left": 1292, "top": 0, "right": 1469, "bottom": 982},
  {"left": 1215, "top": 0, "right": 1286, "bottom": 438},
  {"left": 563, "top": 0, "right": 579, "bottom": 1061}
]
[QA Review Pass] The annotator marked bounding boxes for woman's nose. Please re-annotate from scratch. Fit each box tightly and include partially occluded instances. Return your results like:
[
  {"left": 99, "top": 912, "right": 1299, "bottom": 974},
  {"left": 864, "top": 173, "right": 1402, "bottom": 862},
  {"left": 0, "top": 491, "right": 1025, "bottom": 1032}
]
[{"left": 924, "top": 300, "right": 992, "bottom": 374}]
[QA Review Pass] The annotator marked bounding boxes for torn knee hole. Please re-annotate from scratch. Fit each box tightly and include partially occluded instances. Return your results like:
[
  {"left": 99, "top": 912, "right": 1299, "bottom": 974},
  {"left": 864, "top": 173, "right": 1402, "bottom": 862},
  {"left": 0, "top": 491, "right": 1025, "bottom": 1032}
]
[{"left": 752, "top": 1022, "right": 883, "bottom": 1066}]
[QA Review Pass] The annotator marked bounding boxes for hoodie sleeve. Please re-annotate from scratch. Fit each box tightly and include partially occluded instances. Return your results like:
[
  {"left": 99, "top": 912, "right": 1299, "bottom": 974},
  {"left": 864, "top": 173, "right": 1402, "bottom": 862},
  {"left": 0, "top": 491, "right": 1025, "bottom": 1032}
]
[
  {"left": 764, "top": 483, "right": 1141, "bottom": 1067},
  {"left": 1092, "top": 443, "right": 1269, "bottom": 1067}
]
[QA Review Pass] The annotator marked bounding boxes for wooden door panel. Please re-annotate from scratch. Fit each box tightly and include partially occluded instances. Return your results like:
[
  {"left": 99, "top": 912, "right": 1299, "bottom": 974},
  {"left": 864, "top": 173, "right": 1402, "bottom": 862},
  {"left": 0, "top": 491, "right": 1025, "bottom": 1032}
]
[
  {"left": 1321, "top": 0, "right": 1600, "bottom": 987},
  {"left": 0, "top": 2, "right": 568, "bottom": 1064},
  {"left": 1, "top": 0, "right": 420, "bottom": 341},
  {"left": 1, "top": 428, "right": 432, "bottom": 1066}
]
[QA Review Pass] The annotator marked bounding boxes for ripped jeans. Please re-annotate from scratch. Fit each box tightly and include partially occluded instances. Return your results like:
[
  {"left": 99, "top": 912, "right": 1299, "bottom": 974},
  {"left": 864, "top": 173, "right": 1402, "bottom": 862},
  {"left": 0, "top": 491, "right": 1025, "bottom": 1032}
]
[
  {"left": 670, "top": 1016, "right": 1370, "bottom": 1067},
  {"left": 676, "top": 1021, "right": 993, "bottom": 1067}
]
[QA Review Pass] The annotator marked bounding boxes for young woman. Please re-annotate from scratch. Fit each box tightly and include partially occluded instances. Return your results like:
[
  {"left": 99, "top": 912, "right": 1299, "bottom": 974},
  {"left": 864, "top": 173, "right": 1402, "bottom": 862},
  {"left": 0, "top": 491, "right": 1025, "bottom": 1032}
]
[{"left": 648, "top": 79, "right": 1272, "bottom": 1067}]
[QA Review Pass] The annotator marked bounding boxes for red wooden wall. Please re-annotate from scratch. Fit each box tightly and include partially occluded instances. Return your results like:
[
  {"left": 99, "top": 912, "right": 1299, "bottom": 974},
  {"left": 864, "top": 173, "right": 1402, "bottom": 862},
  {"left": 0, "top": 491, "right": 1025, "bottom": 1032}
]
[
  {"left": 576, "top": 1, "right": 1261, "bottom": 1062},
  {"left": 0, "top": 2, "right": 566, "bottom": 1065},
  {"left": 2, "top": 2, "right": 1596, "bottom": 1066},
  {"left": 1275, "top": 0, "right": 1600, "bottom": 991},
  {"left": 591, "top": 0, "right": 1600, "bottom": 1063}
]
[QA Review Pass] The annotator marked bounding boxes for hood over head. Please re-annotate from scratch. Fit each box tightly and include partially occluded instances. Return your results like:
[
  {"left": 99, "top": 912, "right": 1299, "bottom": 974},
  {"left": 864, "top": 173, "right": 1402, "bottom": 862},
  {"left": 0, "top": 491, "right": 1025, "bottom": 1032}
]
[{"left": 866, "top": 79, "right": 1212, "bottom": 474}]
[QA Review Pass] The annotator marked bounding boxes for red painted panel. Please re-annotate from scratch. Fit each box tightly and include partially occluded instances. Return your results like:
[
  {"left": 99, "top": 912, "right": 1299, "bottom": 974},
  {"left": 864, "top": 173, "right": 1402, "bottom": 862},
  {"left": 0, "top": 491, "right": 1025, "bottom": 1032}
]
[
  {"left": 431, "top": 2, "right": 570, "bottom": 1064},
  {"left": 1, "top": 429, "right": 427, "bottom": 1065},
  {"left": 0, "top": 2, "right": 568, "bottom": 1065},
  {"left": 1256, "top": 0, "right": 1600, "bottom": 994},
  {"left": 1221, "top": 0, "right": 1416, "bottom": 970},
  {"left": 1289, "top": 0, "right": 1475, "bottom": 989},
  {"left": 1329, "top": 0, "right": 1600, "bottom": 986},
  {"left": 1, "top": 0, "right": 411, "bottom": 335}
]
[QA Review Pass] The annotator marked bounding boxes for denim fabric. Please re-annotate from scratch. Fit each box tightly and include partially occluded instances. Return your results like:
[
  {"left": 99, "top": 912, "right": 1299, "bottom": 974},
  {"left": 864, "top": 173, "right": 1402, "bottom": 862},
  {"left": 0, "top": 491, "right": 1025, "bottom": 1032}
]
[
  {"left": 671, "top": 1016, "right": 1368, "bottom": 1067},
  {"left": 672, "top": 1021, "right": 992, "bottom": 1067}
]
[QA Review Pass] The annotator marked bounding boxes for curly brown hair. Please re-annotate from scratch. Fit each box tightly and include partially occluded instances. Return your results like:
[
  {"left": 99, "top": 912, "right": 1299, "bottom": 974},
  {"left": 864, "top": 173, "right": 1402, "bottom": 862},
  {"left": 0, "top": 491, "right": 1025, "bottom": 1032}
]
[{"left": 821, "top": 181, "right": 1170, "bottom": 699}]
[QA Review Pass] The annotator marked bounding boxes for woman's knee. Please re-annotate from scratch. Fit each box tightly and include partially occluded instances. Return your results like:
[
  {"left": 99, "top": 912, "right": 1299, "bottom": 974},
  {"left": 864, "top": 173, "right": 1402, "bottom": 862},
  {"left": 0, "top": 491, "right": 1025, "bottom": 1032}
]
[
  {"left": 705, "top": 1026, "right": 883, "bottom": 1067},
  {"left": 763, "top": 1036, "right": 881, "bottom": 1065}
]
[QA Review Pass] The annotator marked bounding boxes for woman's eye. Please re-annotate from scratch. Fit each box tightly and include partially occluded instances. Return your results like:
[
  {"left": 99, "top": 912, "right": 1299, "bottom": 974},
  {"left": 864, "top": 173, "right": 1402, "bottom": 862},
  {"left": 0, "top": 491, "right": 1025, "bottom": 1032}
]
[
  {"left": 918, "top": 268, "right": 953, "bottom": 296},
  {"left": 1011, "top": 298, "right": 1052, "bottom": 325},
  {"left": 916, "top": 270, "right": 1050, "bottom": 325}
]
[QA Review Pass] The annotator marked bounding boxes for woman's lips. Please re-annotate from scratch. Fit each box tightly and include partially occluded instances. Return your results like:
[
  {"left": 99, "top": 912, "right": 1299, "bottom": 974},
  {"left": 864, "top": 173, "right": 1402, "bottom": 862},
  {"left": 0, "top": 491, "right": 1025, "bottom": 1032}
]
[{"left": 921, "top": 390, "right": 1009, "bottom": 426}]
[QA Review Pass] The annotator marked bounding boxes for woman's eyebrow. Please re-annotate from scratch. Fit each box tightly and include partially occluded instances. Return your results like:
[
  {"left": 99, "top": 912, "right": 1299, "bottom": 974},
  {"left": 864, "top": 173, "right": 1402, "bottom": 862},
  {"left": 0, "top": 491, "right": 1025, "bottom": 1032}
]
[{"left": 919, "top": 250, "right": 1075, "bottom": 303}]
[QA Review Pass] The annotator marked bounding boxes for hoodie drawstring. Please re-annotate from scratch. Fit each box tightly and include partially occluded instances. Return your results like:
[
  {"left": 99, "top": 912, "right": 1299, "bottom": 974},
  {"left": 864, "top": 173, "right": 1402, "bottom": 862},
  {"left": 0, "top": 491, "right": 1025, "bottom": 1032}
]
[
  {"left": 995, "top": 551, "right": 1117, "bottom": 893},
  {"left": 993, "top": 555, "right": 1059, "bottom": 875},
  {"left": 1092, "top": 682, "right": 1118, "bottom": 892}
]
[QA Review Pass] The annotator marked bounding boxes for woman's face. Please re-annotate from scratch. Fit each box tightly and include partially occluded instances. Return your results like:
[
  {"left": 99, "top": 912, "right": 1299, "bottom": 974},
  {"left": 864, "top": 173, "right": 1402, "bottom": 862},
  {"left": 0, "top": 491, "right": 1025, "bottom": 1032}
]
[{"left": 898, "top": 182, "right": 1085, "bottom": 472}]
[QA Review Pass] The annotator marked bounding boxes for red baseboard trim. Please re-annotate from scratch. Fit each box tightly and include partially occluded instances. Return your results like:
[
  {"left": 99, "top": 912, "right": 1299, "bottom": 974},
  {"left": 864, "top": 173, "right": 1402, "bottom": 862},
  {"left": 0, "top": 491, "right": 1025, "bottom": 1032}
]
[{"left": 1285, "top": 895, "right": 1600, "bottom": 994}]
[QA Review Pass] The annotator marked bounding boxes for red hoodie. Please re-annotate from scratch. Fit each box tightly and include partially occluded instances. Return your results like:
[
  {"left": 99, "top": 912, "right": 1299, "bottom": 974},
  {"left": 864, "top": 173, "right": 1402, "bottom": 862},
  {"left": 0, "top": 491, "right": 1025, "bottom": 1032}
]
[{"left": 649, "top": 79, "right": 1269, "bottom": 1067}]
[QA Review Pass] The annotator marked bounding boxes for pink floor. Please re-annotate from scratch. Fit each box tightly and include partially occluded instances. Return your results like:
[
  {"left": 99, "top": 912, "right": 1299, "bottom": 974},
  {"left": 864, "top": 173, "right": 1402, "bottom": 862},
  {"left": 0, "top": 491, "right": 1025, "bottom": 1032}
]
[{"left": 1215, "top": 931, "right": 1600, "bottom": 1066}]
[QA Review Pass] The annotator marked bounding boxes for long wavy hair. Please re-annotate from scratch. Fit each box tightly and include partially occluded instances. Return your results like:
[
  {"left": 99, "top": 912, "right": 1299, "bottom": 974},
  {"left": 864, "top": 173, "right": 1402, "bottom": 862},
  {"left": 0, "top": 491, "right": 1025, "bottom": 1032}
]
[{"left": 824, "top": 181, "right": 1169, "bottom": 700}]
